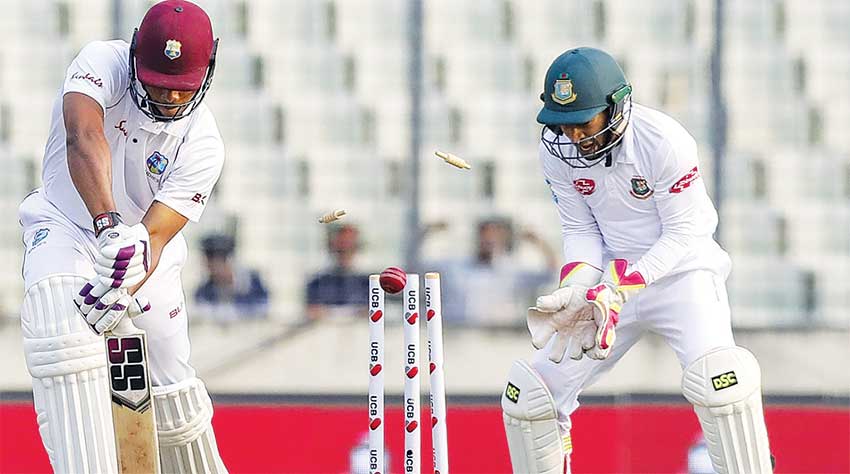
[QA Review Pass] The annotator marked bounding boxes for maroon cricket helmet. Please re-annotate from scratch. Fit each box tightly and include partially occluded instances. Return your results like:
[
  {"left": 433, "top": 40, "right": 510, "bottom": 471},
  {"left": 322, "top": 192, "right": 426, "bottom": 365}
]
[{"left": 129, "top": 0, "right": 219, "bottom": 121}]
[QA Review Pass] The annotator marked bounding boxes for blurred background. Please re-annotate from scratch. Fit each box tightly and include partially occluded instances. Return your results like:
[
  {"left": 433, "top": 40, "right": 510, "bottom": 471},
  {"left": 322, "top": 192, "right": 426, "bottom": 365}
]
[{"left": 0, "top": 0, "right": 848, "bottom": 472}]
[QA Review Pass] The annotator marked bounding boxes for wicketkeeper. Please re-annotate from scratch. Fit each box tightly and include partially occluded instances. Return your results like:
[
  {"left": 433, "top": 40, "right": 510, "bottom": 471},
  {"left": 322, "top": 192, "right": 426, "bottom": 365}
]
[{"left": 501, "top": 47, "right": 774, "bottom": 474}]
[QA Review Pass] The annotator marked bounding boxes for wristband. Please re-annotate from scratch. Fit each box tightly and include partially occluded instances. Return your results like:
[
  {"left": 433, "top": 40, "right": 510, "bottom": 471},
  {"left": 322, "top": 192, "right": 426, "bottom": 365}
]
[{"left": 93, "top": 211, "right": 123, "bottom": 237}]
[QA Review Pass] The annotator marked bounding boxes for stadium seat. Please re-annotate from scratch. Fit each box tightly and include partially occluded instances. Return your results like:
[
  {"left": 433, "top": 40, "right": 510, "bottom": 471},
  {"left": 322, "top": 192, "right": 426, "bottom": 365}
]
[
  {"left": 727, "top": 254, "right": 810, "bottom": 327},
  {"left": 720, "top": 201, "right": 785, "bottom": 256},
  {"left": 812, "top": 256, "right": 850, "bottom": 328},
  {"left": 0, "top": 0, "right": 846, "bottom": 330}
]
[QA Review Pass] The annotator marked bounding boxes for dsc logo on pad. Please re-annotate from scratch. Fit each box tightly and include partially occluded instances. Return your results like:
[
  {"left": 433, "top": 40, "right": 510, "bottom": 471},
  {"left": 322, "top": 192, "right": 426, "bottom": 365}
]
[{"left": 711, "top": 371, "right": 738, "bottom": 391}]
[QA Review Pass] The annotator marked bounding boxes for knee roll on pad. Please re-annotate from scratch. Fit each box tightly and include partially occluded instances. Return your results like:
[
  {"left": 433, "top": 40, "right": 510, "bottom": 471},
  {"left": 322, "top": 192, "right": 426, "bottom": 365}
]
[
  {"left": 682, "top": 346, "right": 773, "bottom": 474},
  {"left": 22, "top": 276, "right": 118, "bottom": 474},
  {"left": 501, "top": 360, "right": 566, "bottom": 474},
  {"left": 153, "top": 378, "right": 228, "bottom": 474}
]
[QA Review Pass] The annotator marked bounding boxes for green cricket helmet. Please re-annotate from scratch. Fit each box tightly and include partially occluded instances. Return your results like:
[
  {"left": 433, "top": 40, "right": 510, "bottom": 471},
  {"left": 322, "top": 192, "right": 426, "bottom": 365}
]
[{"left": 537, "top": 47, "right": 632, "bottom": 168}]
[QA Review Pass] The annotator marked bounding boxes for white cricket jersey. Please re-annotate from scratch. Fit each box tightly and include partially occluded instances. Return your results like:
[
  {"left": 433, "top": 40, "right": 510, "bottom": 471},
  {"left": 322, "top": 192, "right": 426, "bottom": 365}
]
[
  {"left": 41, "top": 40, "right": 224, "bottom": 230},
  {"left": 540, "top": 103, "right": 730, "bottom": 286}
]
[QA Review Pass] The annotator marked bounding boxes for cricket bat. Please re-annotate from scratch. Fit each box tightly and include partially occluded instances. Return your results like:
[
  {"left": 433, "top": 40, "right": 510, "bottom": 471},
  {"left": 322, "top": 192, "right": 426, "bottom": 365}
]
[{"left": 105, "top": 316, "right": 160, "bottom": 473}]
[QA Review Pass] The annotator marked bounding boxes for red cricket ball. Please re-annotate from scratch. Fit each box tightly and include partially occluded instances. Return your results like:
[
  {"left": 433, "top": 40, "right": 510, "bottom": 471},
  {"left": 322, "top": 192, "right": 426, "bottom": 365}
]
[{"left": 379, "top": 266, "right": 407, "bottom": 294}]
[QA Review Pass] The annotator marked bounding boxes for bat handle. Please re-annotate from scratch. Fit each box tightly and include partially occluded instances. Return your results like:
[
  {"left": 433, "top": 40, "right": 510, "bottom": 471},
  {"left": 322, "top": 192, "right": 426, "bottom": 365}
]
[{"left": 111, "top": 314, "right": 139, "bottom": 335}]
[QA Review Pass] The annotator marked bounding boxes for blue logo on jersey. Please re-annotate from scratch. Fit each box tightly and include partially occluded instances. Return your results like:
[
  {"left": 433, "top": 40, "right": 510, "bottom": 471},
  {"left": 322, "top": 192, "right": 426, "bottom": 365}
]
[
  {"left": 30, "top": 228, "right": 49, "bottom": 251},
  {"left": 146, "top": 152, "right": 169, "bottom": 175}
]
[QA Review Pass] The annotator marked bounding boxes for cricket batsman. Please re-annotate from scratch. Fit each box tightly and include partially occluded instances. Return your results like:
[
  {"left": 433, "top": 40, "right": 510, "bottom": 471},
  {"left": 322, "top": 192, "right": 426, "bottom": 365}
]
[
  {"left": 501, "top": 47, "right": 774, "bottom": 473},
  {"left": 19, "top": 1, "right": 227, "bottom": 471}
]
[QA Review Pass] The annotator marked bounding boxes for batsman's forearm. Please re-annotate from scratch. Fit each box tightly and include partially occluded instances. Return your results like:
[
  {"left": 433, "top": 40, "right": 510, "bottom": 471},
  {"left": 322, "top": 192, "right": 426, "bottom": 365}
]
[
  {"left": 67, "top": 131, "right": 116, "bottom": 218},
  {"left": 130, "top": 201, "right": 188, "bottom": 295},
  {"left": 129, "top": 232, "right": 167, "bottom": 295}
]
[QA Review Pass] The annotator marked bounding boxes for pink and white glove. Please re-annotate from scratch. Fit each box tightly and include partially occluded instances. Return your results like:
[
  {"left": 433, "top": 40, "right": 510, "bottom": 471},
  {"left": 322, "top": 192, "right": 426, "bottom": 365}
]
[
  {"left": 94, "top": 222, "right": 151, "bottom": 290},
  {"left": 74, "top": 277, "right": 151, "bottom": 335},
  {"left": 584, "top": 259, "right": 646, "bottom": 360},
  {"left": 526, "top": 262, "right": 603, "bottom": 363}
]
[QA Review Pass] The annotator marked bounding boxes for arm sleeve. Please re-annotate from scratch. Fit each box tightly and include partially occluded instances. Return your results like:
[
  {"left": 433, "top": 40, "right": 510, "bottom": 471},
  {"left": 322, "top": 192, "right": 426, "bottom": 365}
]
[
  {"left": 538, "top": 142, "right": 604, "bottom": 270},
  {"left": 62, "top": 41, "right": 128, "bottom": 111},
  {"left": 154, "top": 119, "right": 224, "bottom": 222},
  {"left": 632, "top": 137, "right": 718, "bottom": 285}
]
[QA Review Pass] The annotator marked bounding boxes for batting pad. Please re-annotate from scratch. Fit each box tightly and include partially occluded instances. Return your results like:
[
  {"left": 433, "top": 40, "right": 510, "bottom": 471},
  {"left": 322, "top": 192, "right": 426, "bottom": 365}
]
[
  {"left": 153, "top": 377, "right": 228, "bottom": 473},
  {"left": 22, "top": 275, "right": 119, "bottom": 474},
  {"left": 682, "top": 346, "right": 773, "bottom": 474},
  {"left": 501, "top": 359, "right": 566, "bottom": 474}
]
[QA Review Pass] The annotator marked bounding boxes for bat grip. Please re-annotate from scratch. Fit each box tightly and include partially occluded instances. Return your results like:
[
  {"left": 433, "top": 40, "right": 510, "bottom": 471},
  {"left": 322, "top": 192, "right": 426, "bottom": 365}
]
[{"left": 111, "top": 314, "right": 139, "bottom": 335}]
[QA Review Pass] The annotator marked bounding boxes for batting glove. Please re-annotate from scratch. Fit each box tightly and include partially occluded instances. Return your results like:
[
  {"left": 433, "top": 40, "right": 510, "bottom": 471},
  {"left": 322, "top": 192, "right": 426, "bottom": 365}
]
[
  {"left": 74, "top": 277, "right": 151, "bottom": 335},
  {"left": 94, "top": 218, "right": 151, "bottom": 290}
]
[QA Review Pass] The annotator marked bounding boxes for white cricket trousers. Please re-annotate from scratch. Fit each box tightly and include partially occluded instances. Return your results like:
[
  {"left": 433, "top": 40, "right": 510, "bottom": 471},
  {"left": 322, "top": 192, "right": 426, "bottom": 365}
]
[
  {"left": 532, "top": 268, "right": 736, "bottom": 432},
  {"left": 18, "top": 190, "right": 229, "bottom": 473}
]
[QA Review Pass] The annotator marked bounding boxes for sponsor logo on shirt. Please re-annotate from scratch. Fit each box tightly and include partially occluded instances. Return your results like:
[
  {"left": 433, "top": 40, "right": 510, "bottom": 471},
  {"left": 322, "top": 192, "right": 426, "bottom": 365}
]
[
  {"left": 192, "top": 193, "right": 207, "bottom": 205},
  {"left": 29, "top": 228, "right": 49, "bottom": 253},
  {"left": 70, "top": 71, "right": 103, "bottom": 88},
  {"left": 573, "top": 178, "right": 596, "bottom": 196},
  {"left": 670, "top": 166, "right": 700, "bottom": 194},
  {"left": 114, "top": 120, "right": 128, "bottom": 137},
  {"left": 169, "top": 303, "right": 183, "bottom": 319},
  {"left": 629, "top": 176, "right": 654, "bottom": 199},
  {"left": 146, "top": 151, "right": 169, "bottom": 178}
]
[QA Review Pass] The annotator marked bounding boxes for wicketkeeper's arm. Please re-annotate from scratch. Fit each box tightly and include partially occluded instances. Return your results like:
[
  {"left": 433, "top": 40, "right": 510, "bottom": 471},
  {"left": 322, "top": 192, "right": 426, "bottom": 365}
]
[
  {"left": 631, "top": 138, "right": 717, "bottom": 286},
  {"left": 538, "top": 142, "right": 605, "bottom": 270}
]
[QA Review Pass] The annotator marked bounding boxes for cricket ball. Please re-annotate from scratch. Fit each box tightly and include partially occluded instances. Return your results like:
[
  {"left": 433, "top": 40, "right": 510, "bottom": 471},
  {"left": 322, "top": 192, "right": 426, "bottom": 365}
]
[{"left": 379, "top": 266, "right": 407, "bottom": 294}]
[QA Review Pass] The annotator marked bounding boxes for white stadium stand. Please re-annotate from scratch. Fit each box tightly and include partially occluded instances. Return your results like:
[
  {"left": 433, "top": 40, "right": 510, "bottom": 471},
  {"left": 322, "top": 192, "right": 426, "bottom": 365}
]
[{"left": 0, "top": 0, "right": 846, "bottom": 332}]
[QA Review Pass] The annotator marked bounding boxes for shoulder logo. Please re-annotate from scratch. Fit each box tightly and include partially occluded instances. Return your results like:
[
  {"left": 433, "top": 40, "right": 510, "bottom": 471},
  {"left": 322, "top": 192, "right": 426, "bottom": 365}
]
[
  {"left": 146, "top": 152, "right": 169, "bottom": 176},
  {"left": 70, "top": 71, "right": 103, "bottom": 88},
  {"left": 670, "top": 166, "right": 700, "bottom": 194},
  {"left": 629, "top": 176, "right": 653, "bottom": 199},
  {"left": 573, "top": 178, "right": 595, "bottom": 196},
  {"left": 30, "top": 228, "right": 50, "bottom": 251},
  {"left": 164, "top": 39, "right": 182, "bottom": 60},
  {"left": 552, "top": 73, "right": 577, "bottom": 105}
]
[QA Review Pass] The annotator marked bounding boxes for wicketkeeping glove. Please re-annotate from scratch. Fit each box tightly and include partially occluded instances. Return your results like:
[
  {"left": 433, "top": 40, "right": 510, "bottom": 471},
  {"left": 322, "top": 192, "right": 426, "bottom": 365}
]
[
  {"left": 527, "top": 286, "right": 598, "bottom": 362},
  {"left": 526, "top": 262, "right": 603, "bottom": 363},
  {"left": 584, "top": 259, "right": 646, "bottom": 360}
]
